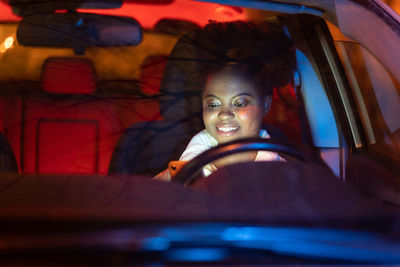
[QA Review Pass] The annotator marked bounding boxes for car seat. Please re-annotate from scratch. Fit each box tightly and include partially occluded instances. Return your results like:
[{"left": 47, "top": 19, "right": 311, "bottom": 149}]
[
  {"left": 21, "top": 57, "right": 129, "bottom": 174},
  {"left": 0, "top": 131, "right": 18, "bottom": 172},
  {"left": 140, "top": 55, "right": 168, "bottom": 96},
  {"left": 109, "top": 31, "right": 206, "bottom": 176}
]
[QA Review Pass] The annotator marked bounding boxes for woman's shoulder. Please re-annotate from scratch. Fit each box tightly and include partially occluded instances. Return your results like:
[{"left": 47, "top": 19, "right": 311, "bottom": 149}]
[
  {"left": 179, "top": 129, "right": 217, "bottom": 161},
  {"left": 188, "top": 129, "right": 218, "bottom": 147}
]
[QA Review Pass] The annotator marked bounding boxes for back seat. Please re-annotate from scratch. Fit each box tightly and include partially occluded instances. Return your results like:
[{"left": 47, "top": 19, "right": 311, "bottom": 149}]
[
  {"left": 1, "top": 81, "right": 26, "bottom": 172},
  {"left": 2, "top": 56, "right": 164, "bottom": 174}
]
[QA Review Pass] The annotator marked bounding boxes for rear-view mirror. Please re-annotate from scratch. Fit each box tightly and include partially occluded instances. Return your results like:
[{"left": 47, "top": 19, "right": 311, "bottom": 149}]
[{"left": 17, "top": 13, "right": 142, "bottom": 50}]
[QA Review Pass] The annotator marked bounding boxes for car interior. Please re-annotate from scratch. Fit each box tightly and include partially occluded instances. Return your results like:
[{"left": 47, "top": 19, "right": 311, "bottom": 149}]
[
  {"left": 0, "top": 1, "right": 311, "bottom": 177},
  {"left": 0, "top": 0, "right": 400, "bottom": 265},
  {"left": 0, "top": 0, "right": 398, "bottom": 193}
]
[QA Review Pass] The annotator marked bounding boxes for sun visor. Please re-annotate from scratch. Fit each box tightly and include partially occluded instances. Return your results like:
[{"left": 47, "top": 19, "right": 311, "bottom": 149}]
[{"left": 9, "top": 0, "right": 122, "bottom": 16}]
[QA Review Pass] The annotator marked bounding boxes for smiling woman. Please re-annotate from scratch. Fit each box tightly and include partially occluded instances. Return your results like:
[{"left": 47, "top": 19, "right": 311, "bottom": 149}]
[{"left": 154, "top": 20, "right": 296, "bottom": 180}]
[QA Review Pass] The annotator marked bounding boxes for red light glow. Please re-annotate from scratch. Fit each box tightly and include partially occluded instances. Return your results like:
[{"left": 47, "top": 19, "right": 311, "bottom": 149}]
[
  {"left": 78, "top": 0, "right": 247, "bottom": 28},
  {"left": 0, "top": 2, "right": 21, "bottom": 22},
  {"left": 0, "top": 0, "right": 247, "bottom": 26}
]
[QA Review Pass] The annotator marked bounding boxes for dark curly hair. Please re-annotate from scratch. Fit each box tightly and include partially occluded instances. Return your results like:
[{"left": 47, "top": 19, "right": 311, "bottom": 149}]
[{"left": 189, "top": 20, "right": 297, "bottom": 97}]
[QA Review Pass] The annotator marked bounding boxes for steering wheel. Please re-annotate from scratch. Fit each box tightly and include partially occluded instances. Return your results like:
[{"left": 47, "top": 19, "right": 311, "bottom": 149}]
[{"left": 173, "top": 137, "right": 327, "bottom": 186}]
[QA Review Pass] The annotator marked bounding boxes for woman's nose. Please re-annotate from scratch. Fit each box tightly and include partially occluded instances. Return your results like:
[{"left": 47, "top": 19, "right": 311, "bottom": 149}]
[{"left": 218, "top": 106, "right": 234, "bottom": 121}]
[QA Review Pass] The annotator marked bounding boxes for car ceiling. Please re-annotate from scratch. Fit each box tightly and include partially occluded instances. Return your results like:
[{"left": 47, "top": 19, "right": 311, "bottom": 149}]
[
  {"left": 197, "top": 0, "right": 337, "bottom": 24},
  {"left": 0, "top": 0, "right": 337, "bottom": 22},
  {"left": 0, "top": 0, "right": 248, "bottom": 27}
]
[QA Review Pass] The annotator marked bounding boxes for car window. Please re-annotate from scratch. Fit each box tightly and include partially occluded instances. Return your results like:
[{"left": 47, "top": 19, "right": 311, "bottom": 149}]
[
  {"left": 336, "top": 41, "right": 400, "bottom": 159},
  {"left": 329, "top": 9, "right": 400, "bottom": 160},
  {"left": 282, "top": 19, "right": 345, "bottom": 177},
  {"left": 297, "top": 49, "right": 339, "bottom": 149}
]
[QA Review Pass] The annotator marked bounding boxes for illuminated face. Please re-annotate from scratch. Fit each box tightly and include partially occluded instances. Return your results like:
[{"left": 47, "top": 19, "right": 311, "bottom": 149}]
[{"left": 202, "top": 70, "right": 266, "bottom": 144}]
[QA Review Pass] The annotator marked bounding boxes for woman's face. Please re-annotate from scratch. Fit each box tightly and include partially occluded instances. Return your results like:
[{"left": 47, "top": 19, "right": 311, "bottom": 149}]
[{"left": 202, "top": 70, "right": 266, "bottom": 144}]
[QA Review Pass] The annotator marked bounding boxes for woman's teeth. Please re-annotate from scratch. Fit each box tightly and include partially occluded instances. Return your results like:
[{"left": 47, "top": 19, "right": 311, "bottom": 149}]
[{"left": 217, "top": 126, "right": 239, "bottom": 132}]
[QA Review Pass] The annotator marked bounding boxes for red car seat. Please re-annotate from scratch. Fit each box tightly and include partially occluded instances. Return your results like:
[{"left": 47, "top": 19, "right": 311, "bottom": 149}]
[
  {"left": 21, "top": 57, "right": 126, "bottom": 174},
  {"left": 0, "top": 131, "right": 18, "bottom": 172}
]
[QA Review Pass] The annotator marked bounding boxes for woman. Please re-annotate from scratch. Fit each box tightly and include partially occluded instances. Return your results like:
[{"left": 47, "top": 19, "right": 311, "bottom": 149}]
[{"left": 156, "top": 20, "right": 297, "bottom": 180}]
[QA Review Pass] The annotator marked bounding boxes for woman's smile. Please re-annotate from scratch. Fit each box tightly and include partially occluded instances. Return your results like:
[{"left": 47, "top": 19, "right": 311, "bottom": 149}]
[{"left": 216, "top": 124, "right": 240, "bottom": 136}]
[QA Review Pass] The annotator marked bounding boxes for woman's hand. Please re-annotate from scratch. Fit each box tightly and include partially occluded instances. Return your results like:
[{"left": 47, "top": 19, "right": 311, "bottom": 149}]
[
  {"left": 154, "top": 168, "right": 171, "bottom": 181},
  {"left": 212, "top": 151, "right": 258, "bottom": 169}
]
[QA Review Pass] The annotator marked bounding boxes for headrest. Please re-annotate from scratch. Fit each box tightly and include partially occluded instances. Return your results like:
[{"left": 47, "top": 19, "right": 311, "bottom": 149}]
[
  {"left": 158, "top": 31, "right": 203, "bottom": 121},
  {"left": 140, "top": 55, "right": 168, "bottom": 96},
  {"left": 41, "top": 57, "right": 96, "bottom": 94}
]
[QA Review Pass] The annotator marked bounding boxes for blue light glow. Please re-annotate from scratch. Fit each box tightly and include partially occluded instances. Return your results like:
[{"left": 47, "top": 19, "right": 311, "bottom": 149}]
[
  {"left": 126, "top": 224, "right": 400, "bottom": 264},
  {"left": 142, "top": 236, "right": 170, "bottom": 251},
  {"left": 75, "top": 18, "right": 83, "bottom": 27},
  {"left": 220, "top": 226, "right": 400, "bottom": 263},
  {"left": 166, "top": 248, "right": 228, "bottom": 262},
  {"left": 161, "top": 228, "right": 190, "bottom": 242},
  {"left": 222, "top": 226, "right": 378, "bottom": 243}
]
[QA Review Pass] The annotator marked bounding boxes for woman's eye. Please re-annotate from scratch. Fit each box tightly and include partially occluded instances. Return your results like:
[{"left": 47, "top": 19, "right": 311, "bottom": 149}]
[
  {"left": 207, "top": 102, "right": 220, "bottom": 108},
  {"left": 234, "top": 100, "right": 249, "bottom": 108}
]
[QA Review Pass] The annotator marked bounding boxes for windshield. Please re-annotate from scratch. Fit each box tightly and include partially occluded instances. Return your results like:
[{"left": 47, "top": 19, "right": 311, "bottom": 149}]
[
  {"left": 0, "top": 1, "right": 311, "bottom": 176},
  {"left": 0, "top": 0, "right": 400, "bottom": 265}
]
